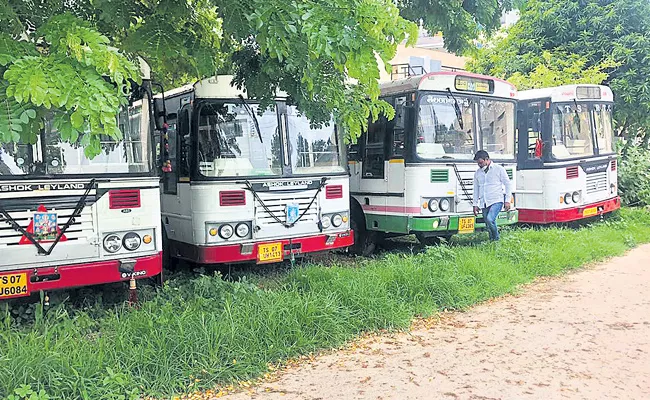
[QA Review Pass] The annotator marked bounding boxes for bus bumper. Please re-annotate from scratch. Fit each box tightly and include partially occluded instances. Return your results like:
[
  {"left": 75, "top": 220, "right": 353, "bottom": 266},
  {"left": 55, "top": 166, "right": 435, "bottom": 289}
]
[
  {"left": 517, "top": 196, "right": 621, "bottom": 224},
  {"left": 0, "top": 252, "right": 162, "bottom": 300},
  {"left": 409, "top": 210, "right": 519, "bottom": 234},
  {"left": 170, "top": 231, "right": 354, "bottom": 264}
]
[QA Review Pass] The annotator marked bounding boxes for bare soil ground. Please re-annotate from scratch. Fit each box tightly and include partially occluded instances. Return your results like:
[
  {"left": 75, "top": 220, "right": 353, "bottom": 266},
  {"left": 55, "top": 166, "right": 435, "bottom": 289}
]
[{"left": 224, "top": 244, "right": 650, "bottom": 400}]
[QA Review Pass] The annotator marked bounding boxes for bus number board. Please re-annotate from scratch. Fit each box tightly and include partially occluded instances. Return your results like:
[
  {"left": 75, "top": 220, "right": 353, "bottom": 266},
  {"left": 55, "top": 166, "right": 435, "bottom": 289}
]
[{"left": 455, "top": 76, "right": 493, "bottom": 94}]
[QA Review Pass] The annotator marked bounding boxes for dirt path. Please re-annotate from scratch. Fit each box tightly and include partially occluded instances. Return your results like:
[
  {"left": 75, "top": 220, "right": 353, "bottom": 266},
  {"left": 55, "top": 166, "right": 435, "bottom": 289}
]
[{"left": 225, "top": 244, "right": 650, "bottom": 400}]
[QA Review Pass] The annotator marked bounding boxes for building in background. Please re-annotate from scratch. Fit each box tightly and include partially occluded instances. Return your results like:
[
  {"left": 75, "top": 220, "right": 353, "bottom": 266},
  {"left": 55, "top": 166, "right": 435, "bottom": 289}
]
[{"left": 379, "top": 31, "right": 467, "bottom": 82}]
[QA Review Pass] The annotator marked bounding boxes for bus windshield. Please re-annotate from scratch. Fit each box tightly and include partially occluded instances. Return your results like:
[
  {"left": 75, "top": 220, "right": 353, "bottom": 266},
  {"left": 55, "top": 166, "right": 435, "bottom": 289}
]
[
  {"left": 0, "top": 96, "right": 152, "bottom": 177},
  {"left": 479, "top": 99, "right": 515, "bottom": 159},
  {"left": 594, "top": 103, "right": 615, "bottom": 154},
  {"left": 417, "top": 94, "right": 475, "bottom": 160},
  {"left": 286, "top": 106, "right": 345, "bottom": 175},
  {"left": 197, "top": 102, "right": 282, "bottom": 177},
  {"left": 551, "top": 103, "right": 594, "bottom": 159}
]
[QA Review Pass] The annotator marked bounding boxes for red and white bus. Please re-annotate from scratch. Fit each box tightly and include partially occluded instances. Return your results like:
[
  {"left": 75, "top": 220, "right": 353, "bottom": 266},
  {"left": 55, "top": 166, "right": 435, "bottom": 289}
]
[
  {"left": 157, "top": 76, "right": 352, "bottom": 265},
  {"left": 516, "top": 84, "right": 620, "bottom": 224},
  {"left": 0, "top": 62, "right": 162, "bottom": 301}
]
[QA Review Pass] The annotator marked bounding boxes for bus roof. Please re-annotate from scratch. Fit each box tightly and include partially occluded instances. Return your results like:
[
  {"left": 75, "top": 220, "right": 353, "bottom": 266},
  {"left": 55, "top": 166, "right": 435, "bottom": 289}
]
[
  {"left": 379, "top": 71, "right": 517, "bottom": 99},
  {"left": 155, "top": 75, "right": 288, "bottom": 100},
  {"left": 518, "top": 84, "right": 614, "bottom": 103}
]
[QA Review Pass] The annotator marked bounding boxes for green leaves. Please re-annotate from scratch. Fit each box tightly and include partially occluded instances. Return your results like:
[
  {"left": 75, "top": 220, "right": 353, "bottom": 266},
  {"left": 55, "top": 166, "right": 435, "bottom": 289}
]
[
  {"left": 0, "top": 14, "right": 137, "bottom": 157},
  {"left": 470, "top": 0, "right": 650, "bottom": 138}
]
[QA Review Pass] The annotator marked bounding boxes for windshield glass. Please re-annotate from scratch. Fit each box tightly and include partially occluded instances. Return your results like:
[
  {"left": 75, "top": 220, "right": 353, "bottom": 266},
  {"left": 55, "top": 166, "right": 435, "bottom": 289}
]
[
  {"left": 0, "top": 96, "right": 152, "bottom": 177},
  {"left": 551, "top": 103, "right": 594, "bottom": 159},
  {"left": 286, "top": 106, "right": 345, "bottom": 174},
  {"left": 479, "top": 99, "right": 515, "bottom": 159},
  {"left": 594, "top": 103, "right": 614, "bottom": 154},
  {"left": 197, "top": 102, "right": 281, "bottom": 177},
  {"left": 417, "top": 94, "right": 475, "bottom": 160}
]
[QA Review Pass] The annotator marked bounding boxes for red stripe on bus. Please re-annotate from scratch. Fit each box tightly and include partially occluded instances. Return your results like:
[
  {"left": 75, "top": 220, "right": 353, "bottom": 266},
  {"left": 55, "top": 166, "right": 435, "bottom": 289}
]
[
  {"left": 518, "top": 197, "right": 620, "bottom": 224},
  {"left": 1, "top": 252, "right": 162, "bottom": 300},
  {"left": 168, "top": 232, "right": 354, "bottom": 264}
]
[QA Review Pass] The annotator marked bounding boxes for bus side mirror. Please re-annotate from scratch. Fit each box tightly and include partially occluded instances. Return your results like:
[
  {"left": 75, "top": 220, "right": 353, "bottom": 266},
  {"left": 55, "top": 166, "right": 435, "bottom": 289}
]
[{"left": 153, "top": 98, "right": 166, "bottom": 130}]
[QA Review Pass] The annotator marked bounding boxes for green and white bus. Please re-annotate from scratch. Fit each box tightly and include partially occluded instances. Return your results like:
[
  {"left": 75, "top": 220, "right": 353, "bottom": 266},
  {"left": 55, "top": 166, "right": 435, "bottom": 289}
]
[{"left": 348, "top": 71, "right": 519, "bottom": 254}]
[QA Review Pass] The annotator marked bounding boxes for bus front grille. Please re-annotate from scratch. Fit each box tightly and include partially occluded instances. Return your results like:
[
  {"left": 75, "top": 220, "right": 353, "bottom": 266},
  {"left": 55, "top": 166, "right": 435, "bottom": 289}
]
[
  {"left": 254, "top": 191, "right": 319, "bottom": 226},
  {"left": 586, "top": 172, "right": 608, "bottom": 194}
]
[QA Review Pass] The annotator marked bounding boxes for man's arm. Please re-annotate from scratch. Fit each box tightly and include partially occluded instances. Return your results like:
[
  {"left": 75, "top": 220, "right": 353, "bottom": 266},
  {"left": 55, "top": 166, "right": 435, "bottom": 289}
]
[
  {"left": 473, "top": 172, "right": 480, "bottom": 207},
  {"left": 473, "top": 172, "right": 480, "bottom": 215},
  {"left": 500, "top": 166, "right": 512, "bottom": 209}
]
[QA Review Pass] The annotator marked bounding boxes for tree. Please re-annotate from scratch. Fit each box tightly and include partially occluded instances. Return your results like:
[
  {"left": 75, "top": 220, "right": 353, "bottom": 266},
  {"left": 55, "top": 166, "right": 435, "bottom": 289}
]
[
  {"left": 397, "top": 0, "right": 515, "bottom": 54},
  {"left": 469, "top": 0, "right": 650, "bottom": 142},
  {"left": 506, "top": 51, "right": 617, "bottom": 90},
  {"left": 1, "top": 0, "right": 512, "bottom": 157}
]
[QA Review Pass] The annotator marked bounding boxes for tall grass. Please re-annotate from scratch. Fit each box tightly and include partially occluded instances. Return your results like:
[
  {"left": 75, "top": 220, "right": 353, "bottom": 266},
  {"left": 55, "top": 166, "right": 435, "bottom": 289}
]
[{"left": 1, "top": 209, "right": 650, "bottom": 399}]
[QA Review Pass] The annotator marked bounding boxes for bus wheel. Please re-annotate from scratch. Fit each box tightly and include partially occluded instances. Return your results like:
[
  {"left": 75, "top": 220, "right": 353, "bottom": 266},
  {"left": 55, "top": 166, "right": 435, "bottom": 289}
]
[
  {"left": 415, "top": 232, "right": 443, "bottom": 247},
  {"left": 350, "top": 212, "right": 376, "bottom": 257}
]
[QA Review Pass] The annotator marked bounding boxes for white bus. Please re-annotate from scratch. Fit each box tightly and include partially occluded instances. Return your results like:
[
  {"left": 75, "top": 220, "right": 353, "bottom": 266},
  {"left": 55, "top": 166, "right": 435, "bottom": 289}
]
[
  {"left": 156, "top": 76, "right": 352, "bottom": 265},
  {"left": 348, "top": 71, "right": 519, "bottom": 254},
  {"left": 516, "top": 85, "right": 620, "bottom": 224},
  {"left": 0, "top": 62, "right": 162, "bottom": 301}
]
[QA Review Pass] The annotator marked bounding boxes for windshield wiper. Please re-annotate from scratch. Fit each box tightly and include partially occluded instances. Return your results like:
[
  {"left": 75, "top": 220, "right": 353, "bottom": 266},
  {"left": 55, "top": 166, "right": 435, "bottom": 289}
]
[
  {"left": 238, "top": 95, "right": 263, "bottom": 144},
  {"left": 446, "top": 88, "right": 464, "bottom": 130},
  {"left": 573, "top": 99, "right": 582, "bottom": 133}
]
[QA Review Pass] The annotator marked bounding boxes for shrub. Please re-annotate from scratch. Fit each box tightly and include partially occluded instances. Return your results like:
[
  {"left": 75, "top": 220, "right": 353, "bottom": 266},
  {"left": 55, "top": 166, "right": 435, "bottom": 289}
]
[{"left": 618, "top": 145, "right": 650, "bottom": 207}]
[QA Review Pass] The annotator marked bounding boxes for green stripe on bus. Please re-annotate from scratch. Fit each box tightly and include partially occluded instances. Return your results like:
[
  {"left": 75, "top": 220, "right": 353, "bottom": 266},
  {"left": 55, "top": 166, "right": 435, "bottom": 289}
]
[
  {"left": 364, "top": 210, "right": 519, "bottom": 234},
  {"left": 430, "top": 169, "right": 449, "bottom": 183},
  {"left": 507, "top": 169, "right": 513, "bottom": 180}
]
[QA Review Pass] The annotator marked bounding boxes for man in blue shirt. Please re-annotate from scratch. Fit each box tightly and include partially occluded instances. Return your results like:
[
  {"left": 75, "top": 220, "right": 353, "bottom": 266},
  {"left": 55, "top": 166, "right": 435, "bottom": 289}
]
[{"left": 472, "top": 150, "right": 512, "bottom": 241}]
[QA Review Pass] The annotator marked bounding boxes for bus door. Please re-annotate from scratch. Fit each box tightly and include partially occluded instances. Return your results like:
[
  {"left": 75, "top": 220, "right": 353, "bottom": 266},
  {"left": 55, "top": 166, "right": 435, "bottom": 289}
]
[
  {"left": 387, "top": 95, "right": 409, "bottom": 194},
  {"left": 358, "top": 108, "right": 390, "bottom": 230},
  {"left": 516, "top": 99, "right": 550, "bottom": 210}
]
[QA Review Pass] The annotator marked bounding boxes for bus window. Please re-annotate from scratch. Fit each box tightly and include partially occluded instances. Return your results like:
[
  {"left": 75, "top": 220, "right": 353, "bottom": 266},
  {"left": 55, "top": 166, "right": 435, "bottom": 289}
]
[
  {"left": 178, "top": 107, "right": 191, "bottom": 177},
  {"left": 552, "top": 104, "right": 594, "bottom": 159},
  {"left": 417, "top": 95, "right": 475, "bottom": 160},
  {"left": 286, "top": 106, "right": 345, "bottom": 175},
  {"left": 479, "top": 99, "right": 515, "bottom": 159},
  {"left": 594, "top": 104, "right": 614, "bottom": 154},
  {"left": 391, "top": 96, "right": 407, "bottom": 158},
  {"left": 525, "top": 102, "right": 544, "bottom": 159},
  {"left": 163, "top": 118, "right": 178, "bottom": 193},
  {"left": 363, "top": 114, "right": 388, "bottom": 178},
  {"left": 197, "top": 102, "right": 281, "bottom": 177}
]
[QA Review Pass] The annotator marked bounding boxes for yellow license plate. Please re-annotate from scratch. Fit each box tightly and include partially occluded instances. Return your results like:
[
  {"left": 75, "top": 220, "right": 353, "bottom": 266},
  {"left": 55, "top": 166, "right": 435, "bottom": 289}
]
[
  {"left": 583, "top": 207, "right": 598, "bottom": 217},
  {"left": 0, "top": 273, "right": 29, "bottom": 298},
  {"left": 458, "top": 217, "right": 475, "bottom": 234},
  {"left": 257, "top": 242, "right": 284, "bottom": 264}
]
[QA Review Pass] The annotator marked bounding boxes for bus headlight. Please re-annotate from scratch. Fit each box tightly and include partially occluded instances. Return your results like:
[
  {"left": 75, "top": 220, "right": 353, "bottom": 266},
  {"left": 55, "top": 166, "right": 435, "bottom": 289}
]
[
  {"left": 564, "top": 193, "right": 572, "bottom": 204},
  {"left": 103, "top": 234, "right": 122, "bottom": 253},
  {"left": 572, "top": 191, "right": 581, "bottom": 204},
  {"left": 219, "top": 224, "right": 234, "bottom": 239},
  {"left": 321, "top": 216, "right": 332, "bottom": 229},
  {"left": 428, "top": 199, "right": 439, "bottom": 212},
  {"left": 123, "top": 232, "right": 142, "bottom": 251},
  {"left": 235, "top": 223, "right": 250, "bottom": 238},
  {"left": 439, "top": 198, "right": 451, "bottom": 211},
  {"left": 332, "top": 214, "right": 343, "bottom": 227}
]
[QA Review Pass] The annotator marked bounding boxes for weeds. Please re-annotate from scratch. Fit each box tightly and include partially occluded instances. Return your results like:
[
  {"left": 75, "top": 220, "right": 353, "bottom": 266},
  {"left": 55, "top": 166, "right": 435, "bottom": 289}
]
[{"left": 1, "top": 208, "right": 649, "bottom": 399}]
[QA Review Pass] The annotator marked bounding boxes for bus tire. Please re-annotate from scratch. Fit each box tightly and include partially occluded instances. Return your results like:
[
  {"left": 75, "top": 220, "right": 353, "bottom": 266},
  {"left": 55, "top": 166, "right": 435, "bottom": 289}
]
[
  {"left": 415, "top": 232, "right": 445, "bottom": 246},
  {"left": 350, "top": 211, "right": 376, "bottom": 257}
]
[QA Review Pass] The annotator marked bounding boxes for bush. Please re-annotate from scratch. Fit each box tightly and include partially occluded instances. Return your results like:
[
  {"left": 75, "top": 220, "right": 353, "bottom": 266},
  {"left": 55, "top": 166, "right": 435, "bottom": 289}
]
[{"left": 618, "top": 145, "right": 650, "bottom": 206}]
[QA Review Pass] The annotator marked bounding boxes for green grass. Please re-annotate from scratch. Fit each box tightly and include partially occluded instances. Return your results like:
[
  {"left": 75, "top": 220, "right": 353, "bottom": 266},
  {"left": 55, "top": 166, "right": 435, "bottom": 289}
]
[{"left": 2, "top": 208, "right": 650, "bottom": 399}]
